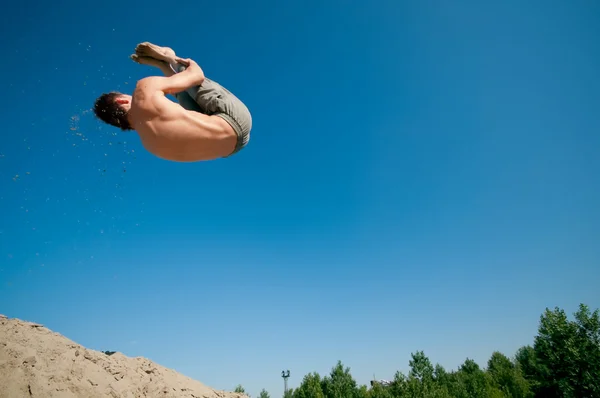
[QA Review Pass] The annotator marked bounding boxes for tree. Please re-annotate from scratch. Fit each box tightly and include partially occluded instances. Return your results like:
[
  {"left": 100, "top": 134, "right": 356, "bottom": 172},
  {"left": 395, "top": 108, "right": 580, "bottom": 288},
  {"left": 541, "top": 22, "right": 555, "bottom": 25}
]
[
  {"left": 515, "top": 345, "right": 539, "bottom": 384},
  {"left": 408, "top": 351, "right": 435, "bottom": 381},
  {"left": 257, "top": 389, "right": 270, "bottom": 398},
  {"left": 321, "top": 361, "right": 359, "bottom": 398},
  {"left": 453, "top": 358, "right": 495, "bottom": 398},
  {"left": 433, "top": 363, "right": 448, "bottom": 383},
  {"left": 293, "top": 372, "right": 325, "bottom": 398},
  {"left": 356, "top": 384, "right": 369, "bottom": 398},
  {"left": 387, "top": 371, "right": 408, "bottom": 397},
  {"left": 234, "top": 384, "right": 246, "bottom": 394},
  {"left": 283, "top": 387, "right": 294, "bottom": 398},
  {"left": 532, "top": 304, "right": 600, "bottom": 397},
  {"left": 572, "top": 304, "right": 600, "bottom": 397},
  {"left": 377, "top": 352, "right": 451, "bottom": 398},
  {"left": 487, "top": 351, "right": 531, "bottom": 397},
  {"left": 404, "top": 351, "right": 438, "bottom": 397}
]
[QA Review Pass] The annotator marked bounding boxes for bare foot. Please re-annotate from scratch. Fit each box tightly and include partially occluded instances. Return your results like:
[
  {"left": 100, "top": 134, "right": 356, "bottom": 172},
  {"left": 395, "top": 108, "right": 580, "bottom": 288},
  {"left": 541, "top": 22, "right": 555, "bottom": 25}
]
[
  {"left": 130, "top": 54, "right": 168, "bottom": 68},
  {"left": 134, "top": 42, "right": 178, "bottom": 64}
]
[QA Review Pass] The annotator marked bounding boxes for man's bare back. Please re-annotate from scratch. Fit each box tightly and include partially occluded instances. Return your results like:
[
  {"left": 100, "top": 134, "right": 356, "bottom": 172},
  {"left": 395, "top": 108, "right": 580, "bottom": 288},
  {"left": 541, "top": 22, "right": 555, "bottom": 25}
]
[
  {"left": 130, "top": 74, "right": 237, "bottom": 162},
  {"left": 93, "top": 43, "right": 251, "bottom": 162}
]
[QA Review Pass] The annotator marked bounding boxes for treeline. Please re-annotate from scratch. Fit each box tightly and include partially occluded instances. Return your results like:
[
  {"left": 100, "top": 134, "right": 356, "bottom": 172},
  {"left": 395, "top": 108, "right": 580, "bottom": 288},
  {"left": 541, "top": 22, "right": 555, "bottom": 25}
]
[{"left": 244, "top": 303, "right": 600, "bottom": 398}]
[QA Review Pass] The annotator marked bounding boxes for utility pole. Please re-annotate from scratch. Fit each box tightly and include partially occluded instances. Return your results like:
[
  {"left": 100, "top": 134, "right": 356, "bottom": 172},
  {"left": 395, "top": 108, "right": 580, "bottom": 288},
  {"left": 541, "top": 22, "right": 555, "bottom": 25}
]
[{"left": 281, "top": 370, "right": 290, "bottom": 395}]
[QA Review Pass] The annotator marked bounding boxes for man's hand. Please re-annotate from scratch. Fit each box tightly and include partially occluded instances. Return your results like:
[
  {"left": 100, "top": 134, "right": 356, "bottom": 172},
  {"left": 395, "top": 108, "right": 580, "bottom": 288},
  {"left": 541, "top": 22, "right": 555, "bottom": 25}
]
[{"left": 175, "top": 57, "right": 205, "bottom": 81}]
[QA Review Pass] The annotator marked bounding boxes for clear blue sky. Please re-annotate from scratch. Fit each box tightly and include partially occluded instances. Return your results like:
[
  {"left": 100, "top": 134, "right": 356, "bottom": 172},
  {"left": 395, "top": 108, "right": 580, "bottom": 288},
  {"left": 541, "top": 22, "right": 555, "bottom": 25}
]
[{"left": 1, "top": 0, "right": 599, "bottom": 396}]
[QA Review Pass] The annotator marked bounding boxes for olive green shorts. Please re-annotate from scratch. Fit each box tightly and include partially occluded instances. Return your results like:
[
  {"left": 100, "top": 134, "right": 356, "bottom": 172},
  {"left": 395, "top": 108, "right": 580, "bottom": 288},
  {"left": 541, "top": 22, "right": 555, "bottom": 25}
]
[{"left": 172, "top": 64, "right": 252, "bottom": 157}]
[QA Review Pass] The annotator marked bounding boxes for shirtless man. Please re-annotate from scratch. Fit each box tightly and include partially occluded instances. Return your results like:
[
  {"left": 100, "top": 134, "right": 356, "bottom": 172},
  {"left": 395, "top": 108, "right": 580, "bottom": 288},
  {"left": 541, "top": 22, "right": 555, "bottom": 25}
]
[{"left": 93, "top": 42, "right": 252, "bottom": 162}]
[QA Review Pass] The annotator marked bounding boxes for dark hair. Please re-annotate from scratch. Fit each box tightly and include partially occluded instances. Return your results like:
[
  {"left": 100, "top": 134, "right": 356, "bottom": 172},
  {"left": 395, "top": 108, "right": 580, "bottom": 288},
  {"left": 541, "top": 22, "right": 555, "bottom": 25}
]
[{"left": 93, "top": 92, "right": 132, "bottom": 130}]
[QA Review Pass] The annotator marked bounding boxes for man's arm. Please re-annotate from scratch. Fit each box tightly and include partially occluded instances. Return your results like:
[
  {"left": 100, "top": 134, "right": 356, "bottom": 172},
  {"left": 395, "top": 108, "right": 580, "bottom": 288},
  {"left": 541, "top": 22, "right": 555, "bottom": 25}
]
[
  {"left": 143, "top": 59, "right": 205, "bottom": 95},
  {"left": 159, "top": 70, "right": 204, "bottom": 95}
]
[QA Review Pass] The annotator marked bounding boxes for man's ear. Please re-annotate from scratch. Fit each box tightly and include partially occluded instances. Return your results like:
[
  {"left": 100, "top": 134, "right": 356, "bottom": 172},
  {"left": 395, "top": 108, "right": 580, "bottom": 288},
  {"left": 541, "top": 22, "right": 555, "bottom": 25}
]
[{"left": 115, "top": 98, "right": 129, "bottom": 104}]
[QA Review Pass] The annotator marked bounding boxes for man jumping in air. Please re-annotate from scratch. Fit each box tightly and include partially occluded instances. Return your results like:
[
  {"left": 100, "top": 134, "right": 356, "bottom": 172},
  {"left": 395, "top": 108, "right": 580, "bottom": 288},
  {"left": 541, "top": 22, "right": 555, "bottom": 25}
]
[{"left": 93, "top": 42, "right": 252, "bottom": 162}]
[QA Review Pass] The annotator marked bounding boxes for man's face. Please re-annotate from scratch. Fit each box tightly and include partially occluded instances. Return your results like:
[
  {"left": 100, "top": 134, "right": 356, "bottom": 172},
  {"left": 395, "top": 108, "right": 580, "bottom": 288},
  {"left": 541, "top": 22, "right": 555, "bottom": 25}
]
[{"left": 115, "top": 94, "right": 133, "bottom": 112}]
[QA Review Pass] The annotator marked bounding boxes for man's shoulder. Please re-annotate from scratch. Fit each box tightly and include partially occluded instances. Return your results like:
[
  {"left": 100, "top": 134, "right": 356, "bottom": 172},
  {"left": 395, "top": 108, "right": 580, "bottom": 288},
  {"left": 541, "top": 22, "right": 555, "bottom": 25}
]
[
  {"left": 133, "top": 77, "right": 172, "bottom": 108},
  {"left": 132, "top": 79, "right": 182, "bottom": 119}
]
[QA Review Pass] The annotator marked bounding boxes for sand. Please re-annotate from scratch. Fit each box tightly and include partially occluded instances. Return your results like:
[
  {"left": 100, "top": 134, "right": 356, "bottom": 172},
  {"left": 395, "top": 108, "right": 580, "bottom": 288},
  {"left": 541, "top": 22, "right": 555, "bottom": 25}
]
[{"left": 0, "top": 315, "right": 247, "bottom": 398}]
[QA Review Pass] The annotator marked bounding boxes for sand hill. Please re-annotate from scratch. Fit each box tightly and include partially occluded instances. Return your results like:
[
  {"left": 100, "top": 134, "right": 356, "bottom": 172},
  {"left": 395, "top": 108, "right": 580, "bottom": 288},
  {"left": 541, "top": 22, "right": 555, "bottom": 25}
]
[{"left": 0, "top": 315, "right": 247, "bottom": 398}]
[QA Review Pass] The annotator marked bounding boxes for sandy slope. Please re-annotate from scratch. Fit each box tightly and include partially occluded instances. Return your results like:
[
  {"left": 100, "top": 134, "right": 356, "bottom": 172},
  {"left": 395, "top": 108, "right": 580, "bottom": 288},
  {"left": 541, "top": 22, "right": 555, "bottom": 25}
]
[{"left": 0, "top": 315, "right": 247, "bottom": 398}]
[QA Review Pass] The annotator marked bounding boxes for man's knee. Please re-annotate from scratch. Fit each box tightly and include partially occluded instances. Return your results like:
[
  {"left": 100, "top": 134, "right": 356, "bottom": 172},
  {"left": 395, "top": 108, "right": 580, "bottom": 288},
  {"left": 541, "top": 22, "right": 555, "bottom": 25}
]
[{"left": 176, "top": 92, "right": 203, "bottom": 112}]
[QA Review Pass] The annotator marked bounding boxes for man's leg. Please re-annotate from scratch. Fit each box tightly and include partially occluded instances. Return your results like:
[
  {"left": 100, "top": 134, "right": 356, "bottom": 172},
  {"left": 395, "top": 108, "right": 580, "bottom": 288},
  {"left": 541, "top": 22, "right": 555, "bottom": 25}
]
[
  {"left": 168, "top": 62, "right": 209, "bottom": 111},
  {"left": 133, "top": 43, "right": 227, "bottom": 115}
]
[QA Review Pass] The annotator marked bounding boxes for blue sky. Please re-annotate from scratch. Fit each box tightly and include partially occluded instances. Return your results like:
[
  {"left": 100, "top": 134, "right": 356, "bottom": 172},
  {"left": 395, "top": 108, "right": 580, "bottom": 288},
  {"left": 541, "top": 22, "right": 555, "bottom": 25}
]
[{"left": 1, "top": 0, "right": 599, "bottom": 396}]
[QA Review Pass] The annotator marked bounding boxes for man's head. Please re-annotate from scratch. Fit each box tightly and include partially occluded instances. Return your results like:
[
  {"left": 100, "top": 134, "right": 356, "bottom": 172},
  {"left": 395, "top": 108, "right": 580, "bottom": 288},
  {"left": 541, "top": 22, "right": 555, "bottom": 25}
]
[{"left": 93, "top": 92, "right": 133, "bottom": 130}]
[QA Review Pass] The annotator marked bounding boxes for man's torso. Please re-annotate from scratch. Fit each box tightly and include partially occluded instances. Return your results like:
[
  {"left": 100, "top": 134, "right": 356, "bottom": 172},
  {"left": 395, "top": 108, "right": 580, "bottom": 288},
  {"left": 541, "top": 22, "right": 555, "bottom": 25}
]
[{"left": 129, "top": 79, "right": 237, "bottom": 162}]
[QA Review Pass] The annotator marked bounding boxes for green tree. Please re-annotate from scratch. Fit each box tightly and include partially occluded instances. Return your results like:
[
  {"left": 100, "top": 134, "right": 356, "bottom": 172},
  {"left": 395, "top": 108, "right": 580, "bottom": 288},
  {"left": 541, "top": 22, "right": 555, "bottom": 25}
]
[
  {"left": 453, "top": 358, "right": 496, "bottom": 398},
  {"left": 433, "top": 364, "right": 448, "bottom": 383},
  {"left": 321, "top": 361, "right": 359, "bottom": 398},
  {"left": 283, "top": 387, "right": 294, "bottom": 398},
  {"left": 394, "top": 351, "right": 451, "bottom": 398},
  {"left": 442, "top": 371, "right": 469, "bottom": 398},
  {"left": 532, "top": 304, "right": 600, "bottom": 397},
  {"left": 487, "top": 351, "right": 532, "bottom": 397},
  {"left": 388, "top": 371, "right": 408, "bottom": 397},
  {"left": 405, "top": 351, "right": 436, "bottom": 397},
  {"left": 257, "top": 389, "right": 270, "bottom": 398},
  {"left": 234, "top": 384, "right": 246, "bottom": 394},
  {"left": 356, "top": 384, "right": 370, "bottom": 398},
  {"left": 572, "top": 304, "right": 600, "bottom": 397},
  {"left": 293, "top": 372, "right": 325, "bottom": 398},
  {"left": 515, "top": 345, "right": 540, "bottom": 389},
  {"left": 408, "top": 351, "right": 435, "bottom": 381}
]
